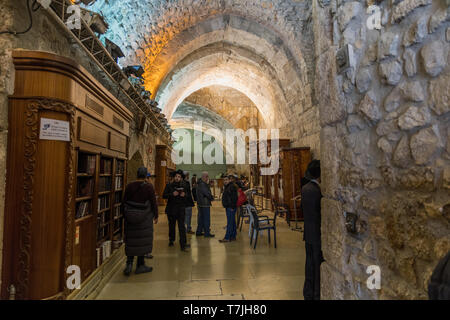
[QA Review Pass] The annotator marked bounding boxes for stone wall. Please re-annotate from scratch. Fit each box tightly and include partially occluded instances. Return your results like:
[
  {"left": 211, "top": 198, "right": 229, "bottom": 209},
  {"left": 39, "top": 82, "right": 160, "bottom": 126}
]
[{"left": 316, "top": 0, "right": 450, "bottom": 299}]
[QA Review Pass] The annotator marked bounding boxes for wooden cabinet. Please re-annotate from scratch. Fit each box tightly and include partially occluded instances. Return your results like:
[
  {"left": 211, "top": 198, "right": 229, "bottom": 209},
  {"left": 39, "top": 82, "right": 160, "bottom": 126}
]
[
  {"left": 155, "top": 145, "right": 176, "bottom": 205},
  {"left": 279, "top": 147, "right": 311, "bottom": 223},
  {"left": 1, "top": 51, "right": 132, "bottom": 300}
]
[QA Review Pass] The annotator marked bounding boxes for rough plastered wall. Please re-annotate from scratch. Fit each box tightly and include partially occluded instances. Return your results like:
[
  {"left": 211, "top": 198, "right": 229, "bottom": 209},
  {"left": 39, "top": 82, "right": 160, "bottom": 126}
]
[{"left": 316, "top": 0, "right": 450, "bottom": 299}]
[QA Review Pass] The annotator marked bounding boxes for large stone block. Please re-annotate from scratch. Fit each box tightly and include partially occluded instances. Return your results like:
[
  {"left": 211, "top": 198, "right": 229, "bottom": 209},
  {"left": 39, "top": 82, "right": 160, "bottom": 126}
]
[
  {"left": 403, "top": 48, "right": 418, "bottom": 77},
  {"left": 359, "top": 91, "right": 381, "bottom": 124},
  {"left": 337, "top": 1, "right": 362, "bottom": 31},
  {"left": 421, "top": 40, "right": 446, "bottom": 77},
  {"left": 320, "top": 126, "right": 341, "bottom": 198},
  {"left": 399, "top": 80, "right": 425, "bottom": 102},
  {"left": 393, "top": 135, "right": 412, "bottom": 168},
  {"left": 429, "top": 73, "right": 450, "bottom": 116},
  {"left": 379, "top": 32, "right": 400, "bottom": 60},
  {"left": 379, "top": 60, "right": 403, "bottom": 86},
  {"left": 321, "top": 198, "right": 348, "bottom": 271},
  {"left": 391, "top": 0, "right": 432, "bottom": 23},
  {"left": 410, "top": 125, "right": 442, "bottom": 165},
  {"left": 398, "top": 105, "right": 430, "bottom": 131},
  {"left": 315, "top": 50, "right": 346, "bottom": 126},
  {"left": 403, "top": 16, "right": 428, "bottom": 47}
]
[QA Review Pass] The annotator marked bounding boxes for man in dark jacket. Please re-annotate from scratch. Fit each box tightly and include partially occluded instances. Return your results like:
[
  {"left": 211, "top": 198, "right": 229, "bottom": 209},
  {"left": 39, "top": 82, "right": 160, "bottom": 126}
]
[
  {"left": 195, "top": 171, "right": 215, "bottom": 238},
  {"left": 301, "top": 160, "right": 324, "bottom": 300},
  {"left": 163, "top": 169, "right": 191, "bottom": 251},
  {"left": 123, "top": 167, "right": 158, "bottom": 276},
  {"left": 219, "top": 175, "right": 238, "bottom": 242}
]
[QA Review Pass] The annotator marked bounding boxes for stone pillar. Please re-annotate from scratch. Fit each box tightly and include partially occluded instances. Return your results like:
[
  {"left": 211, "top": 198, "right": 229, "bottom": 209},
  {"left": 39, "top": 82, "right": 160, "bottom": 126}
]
[{"left": 316, "top": 0, "right": 450, "bottom": 299}]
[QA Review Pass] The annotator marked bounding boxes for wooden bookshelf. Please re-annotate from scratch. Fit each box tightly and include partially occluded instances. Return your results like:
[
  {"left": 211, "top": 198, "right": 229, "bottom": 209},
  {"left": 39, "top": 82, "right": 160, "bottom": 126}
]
[{"left": 1, "top": 51, "right": 132, "bottom": 300}]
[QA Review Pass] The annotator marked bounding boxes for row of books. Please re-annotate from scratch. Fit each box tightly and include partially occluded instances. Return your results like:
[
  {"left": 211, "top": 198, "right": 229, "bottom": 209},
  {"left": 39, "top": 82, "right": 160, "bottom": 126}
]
[
  {"left": 115, "top": 176, "right": 123, "bottom": 189},
  {"left": 99, "top": 176, "right": 112, "bottom": 192},
  {"left": 116, "top": 161, "right": 125, "bottom": 174},
  {"left": 98, "top": 195, "right": 110, "bottom": 211},
  {"left": 100, "top": 158, "right": 113, "bottom": 175},
  {"left": 97, "top": 224, "right": 109, "bottom": 242},
  {"left": 113, "top": 206, "right": 122, "bottom": 218},
  {"left": 97, "top": 211, "right": 110, "bottom": 226},
  {"left": 78, "top": 154, "right": 96, "bottom": 175},
  {"left": 77, "top": 177, "right": 94, "bottom": 197},
  {"left": 76, "top": 201, "right": 91, "bottom": 220},
  {"left": 96, "top": 240, "right": 112, "bottom": 268},
  {"left": 114, "top": 192, "right": 122, "bottom": 204}
]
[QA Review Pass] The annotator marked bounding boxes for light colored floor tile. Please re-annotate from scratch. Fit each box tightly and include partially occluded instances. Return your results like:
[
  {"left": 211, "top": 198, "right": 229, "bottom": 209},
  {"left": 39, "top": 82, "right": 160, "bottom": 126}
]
[
  {"left": 177, "top": 280, "right": 222, "bottom": 297},
  {"left": 96, "top": 281, "right": 179, "bottom": 300},
  {"left": 95, "top": 202, "right": 306, "bottom": 300}
]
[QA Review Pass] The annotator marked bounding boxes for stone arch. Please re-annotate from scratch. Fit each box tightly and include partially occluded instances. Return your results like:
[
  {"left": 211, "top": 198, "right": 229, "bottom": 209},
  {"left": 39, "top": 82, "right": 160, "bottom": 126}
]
[{"left": 127, "top": 150, "right": 144, "bottom": 184}]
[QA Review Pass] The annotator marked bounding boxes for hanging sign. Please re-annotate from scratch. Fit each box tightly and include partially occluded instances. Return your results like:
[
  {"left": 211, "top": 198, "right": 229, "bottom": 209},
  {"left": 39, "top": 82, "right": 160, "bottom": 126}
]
[{"left": 39, "top": 118, "right": 70, "bottom": 141}]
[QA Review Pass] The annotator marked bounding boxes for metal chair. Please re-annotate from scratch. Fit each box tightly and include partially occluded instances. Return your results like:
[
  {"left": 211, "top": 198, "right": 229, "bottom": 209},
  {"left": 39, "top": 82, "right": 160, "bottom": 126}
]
[{"left": 246, "top": 204, "right": 277, "bottom": 249}]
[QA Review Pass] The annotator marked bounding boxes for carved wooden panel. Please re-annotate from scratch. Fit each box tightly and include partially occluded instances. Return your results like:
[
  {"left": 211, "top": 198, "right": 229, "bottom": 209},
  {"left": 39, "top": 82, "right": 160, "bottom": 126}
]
[
  {"left": 110, "top": 132, "right": 127, "bottom": 153},
  {"left": 78, "top": 117, "right": 108, "bottom": 148}
]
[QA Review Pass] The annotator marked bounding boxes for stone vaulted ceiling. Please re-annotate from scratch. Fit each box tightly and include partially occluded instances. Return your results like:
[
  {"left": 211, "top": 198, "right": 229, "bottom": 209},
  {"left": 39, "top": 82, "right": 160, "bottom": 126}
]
[{"left": 89, "top": 0, "right": 315, "bottom": 137}]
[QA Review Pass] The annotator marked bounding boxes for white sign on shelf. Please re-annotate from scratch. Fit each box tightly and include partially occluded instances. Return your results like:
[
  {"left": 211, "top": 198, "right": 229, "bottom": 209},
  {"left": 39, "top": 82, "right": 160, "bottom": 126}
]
[{"left": 39, "top": 118, "right": 70, "bottom": 142}]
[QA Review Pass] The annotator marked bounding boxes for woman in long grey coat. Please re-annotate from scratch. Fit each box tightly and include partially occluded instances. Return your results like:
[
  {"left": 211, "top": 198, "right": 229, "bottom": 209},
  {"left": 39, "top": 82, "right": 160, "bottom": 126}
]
[{"left": 123, "top": 167, "right": 158, "bottom": 275}]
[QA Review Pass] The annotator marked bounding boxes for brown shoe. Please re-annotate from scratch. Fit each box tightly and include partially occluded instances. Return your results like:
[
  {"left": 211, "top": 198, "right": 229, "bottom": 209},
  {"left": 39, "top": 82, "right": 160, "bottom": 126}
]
[{"left": 219, "top": 239, "right": 231, "bottom": 243}]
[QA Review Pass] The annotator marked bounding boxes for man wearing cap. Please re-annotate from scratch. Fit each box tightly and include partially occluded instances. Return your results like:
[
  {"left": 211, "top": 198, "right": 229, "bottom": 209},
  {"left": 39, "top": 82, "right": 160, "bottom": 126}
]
[
  {"left": 301, "top": 160, "right": 324, "bottom": 300},
  {"left": 163, "top": 169, "right": 191, "bottom": 251},
  {"left": 122, "top": 167, "right": 158, "bottom": 275}
]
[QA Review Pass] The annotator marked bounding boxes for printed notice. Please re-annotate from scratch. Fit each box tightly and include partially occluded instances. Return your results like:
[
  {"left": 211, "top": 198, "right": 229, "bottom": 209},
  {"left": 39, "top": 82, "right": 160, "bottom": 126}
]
[{"left": 39, "top": 118, "right": 70, "bottom": 141}]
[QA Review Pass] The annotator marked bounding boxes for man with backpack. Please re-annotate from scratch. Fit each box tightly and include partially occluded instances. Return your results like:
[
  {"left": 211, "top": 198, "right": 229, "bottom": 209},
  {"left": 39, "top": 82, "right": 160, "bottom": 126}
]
[
  {"left": 163, "top": 169, "right": 191, "bottom": 251},
  {"left": 123, "top": 167, "right": 158, "bottom": 276},
  {"left": 219, "top": 175, "right": 239, "bottom": 243}
]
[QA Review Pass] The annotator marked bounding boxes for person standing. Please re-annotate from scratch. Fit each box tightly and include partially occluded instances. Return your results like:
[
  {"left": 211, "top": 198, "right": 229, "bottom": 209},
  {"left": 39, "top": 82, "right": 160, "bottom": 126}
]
[
  {"left": 163, "top": 169, "right": 190, "bottom": 251},
  {"left": 301, "top": 160, "right": 324, "bottom": 300},
  {"left": 183, "top": 171, "right": 195, "bottom": 234},
  {"left": 196, "top": 171, "right": 215, "bottom": 238},
  {"left": 219, "top": 175, "right": 238, "bottom": 243},
  {"left": 123, "top": 167, "right": 158, "bottom": 276}
]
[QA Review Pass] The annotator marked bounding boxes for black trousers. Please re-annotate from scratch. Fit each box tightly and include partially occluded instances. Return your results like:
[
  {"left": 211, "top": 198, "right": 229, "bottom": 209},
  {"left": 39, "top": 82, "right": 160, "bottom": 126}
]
[
  {"left": 127, "top": 256, "right": 144, "bottom": 266},
  {"left": 168, "top": 207, "right": 187, "bottom": 248},
  {"left": 303, "top": 243, "right": 324, "bottom": 300}
]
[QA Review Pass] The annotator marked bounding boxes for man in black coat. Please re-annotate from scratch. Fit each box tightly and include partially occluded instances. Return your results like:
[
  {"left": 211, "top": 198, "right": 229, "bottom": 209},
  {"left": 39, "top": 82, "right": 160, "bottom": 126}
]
[
  {"left": 163, "top": 169, "right": 191, "bottom": 251},
  {"left": 123, "top": 167, "right": 158, "bottom": 276},
  {"left": 301, "top": 160, "right": 324, "bottom": 300}
]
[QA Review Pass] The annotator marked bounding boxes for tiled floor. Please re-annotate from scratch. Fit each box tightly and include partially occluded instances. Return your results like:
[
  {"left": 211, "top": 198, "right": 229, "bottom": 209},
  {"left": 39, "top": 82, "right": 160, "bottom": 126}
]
[{"left": 96, "top": 202, "right": 306, "bottom": 300}]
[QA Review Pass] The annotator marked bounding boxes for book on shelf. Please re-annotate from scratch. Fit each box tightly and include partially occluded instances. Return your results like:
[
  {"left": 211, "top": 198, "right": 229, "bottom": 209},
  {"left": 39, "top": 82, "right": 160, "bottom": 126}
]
[
  {"left": 98, "top": 195, "right": 110, "bottom": 211},
  {"left": 115, "top": 176, "right": 123, "bottom": 189},
  {"left": 76, "top": 201, "right": 90, "bottom": 219},
  {"left": 77, "top": 178, "right": 94, "bottom": 197},
  {"left": 100, "top": 158, "right": 112, "bottom": 175},
  {"left": 99, "top": 176, "right": 112, "bottom": 192},
  {"left": 116, "top": 161, "right": 124, "bottom": 175},
  {"left": 78, "top": 154, "right": 96, "bottom": 175}
]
